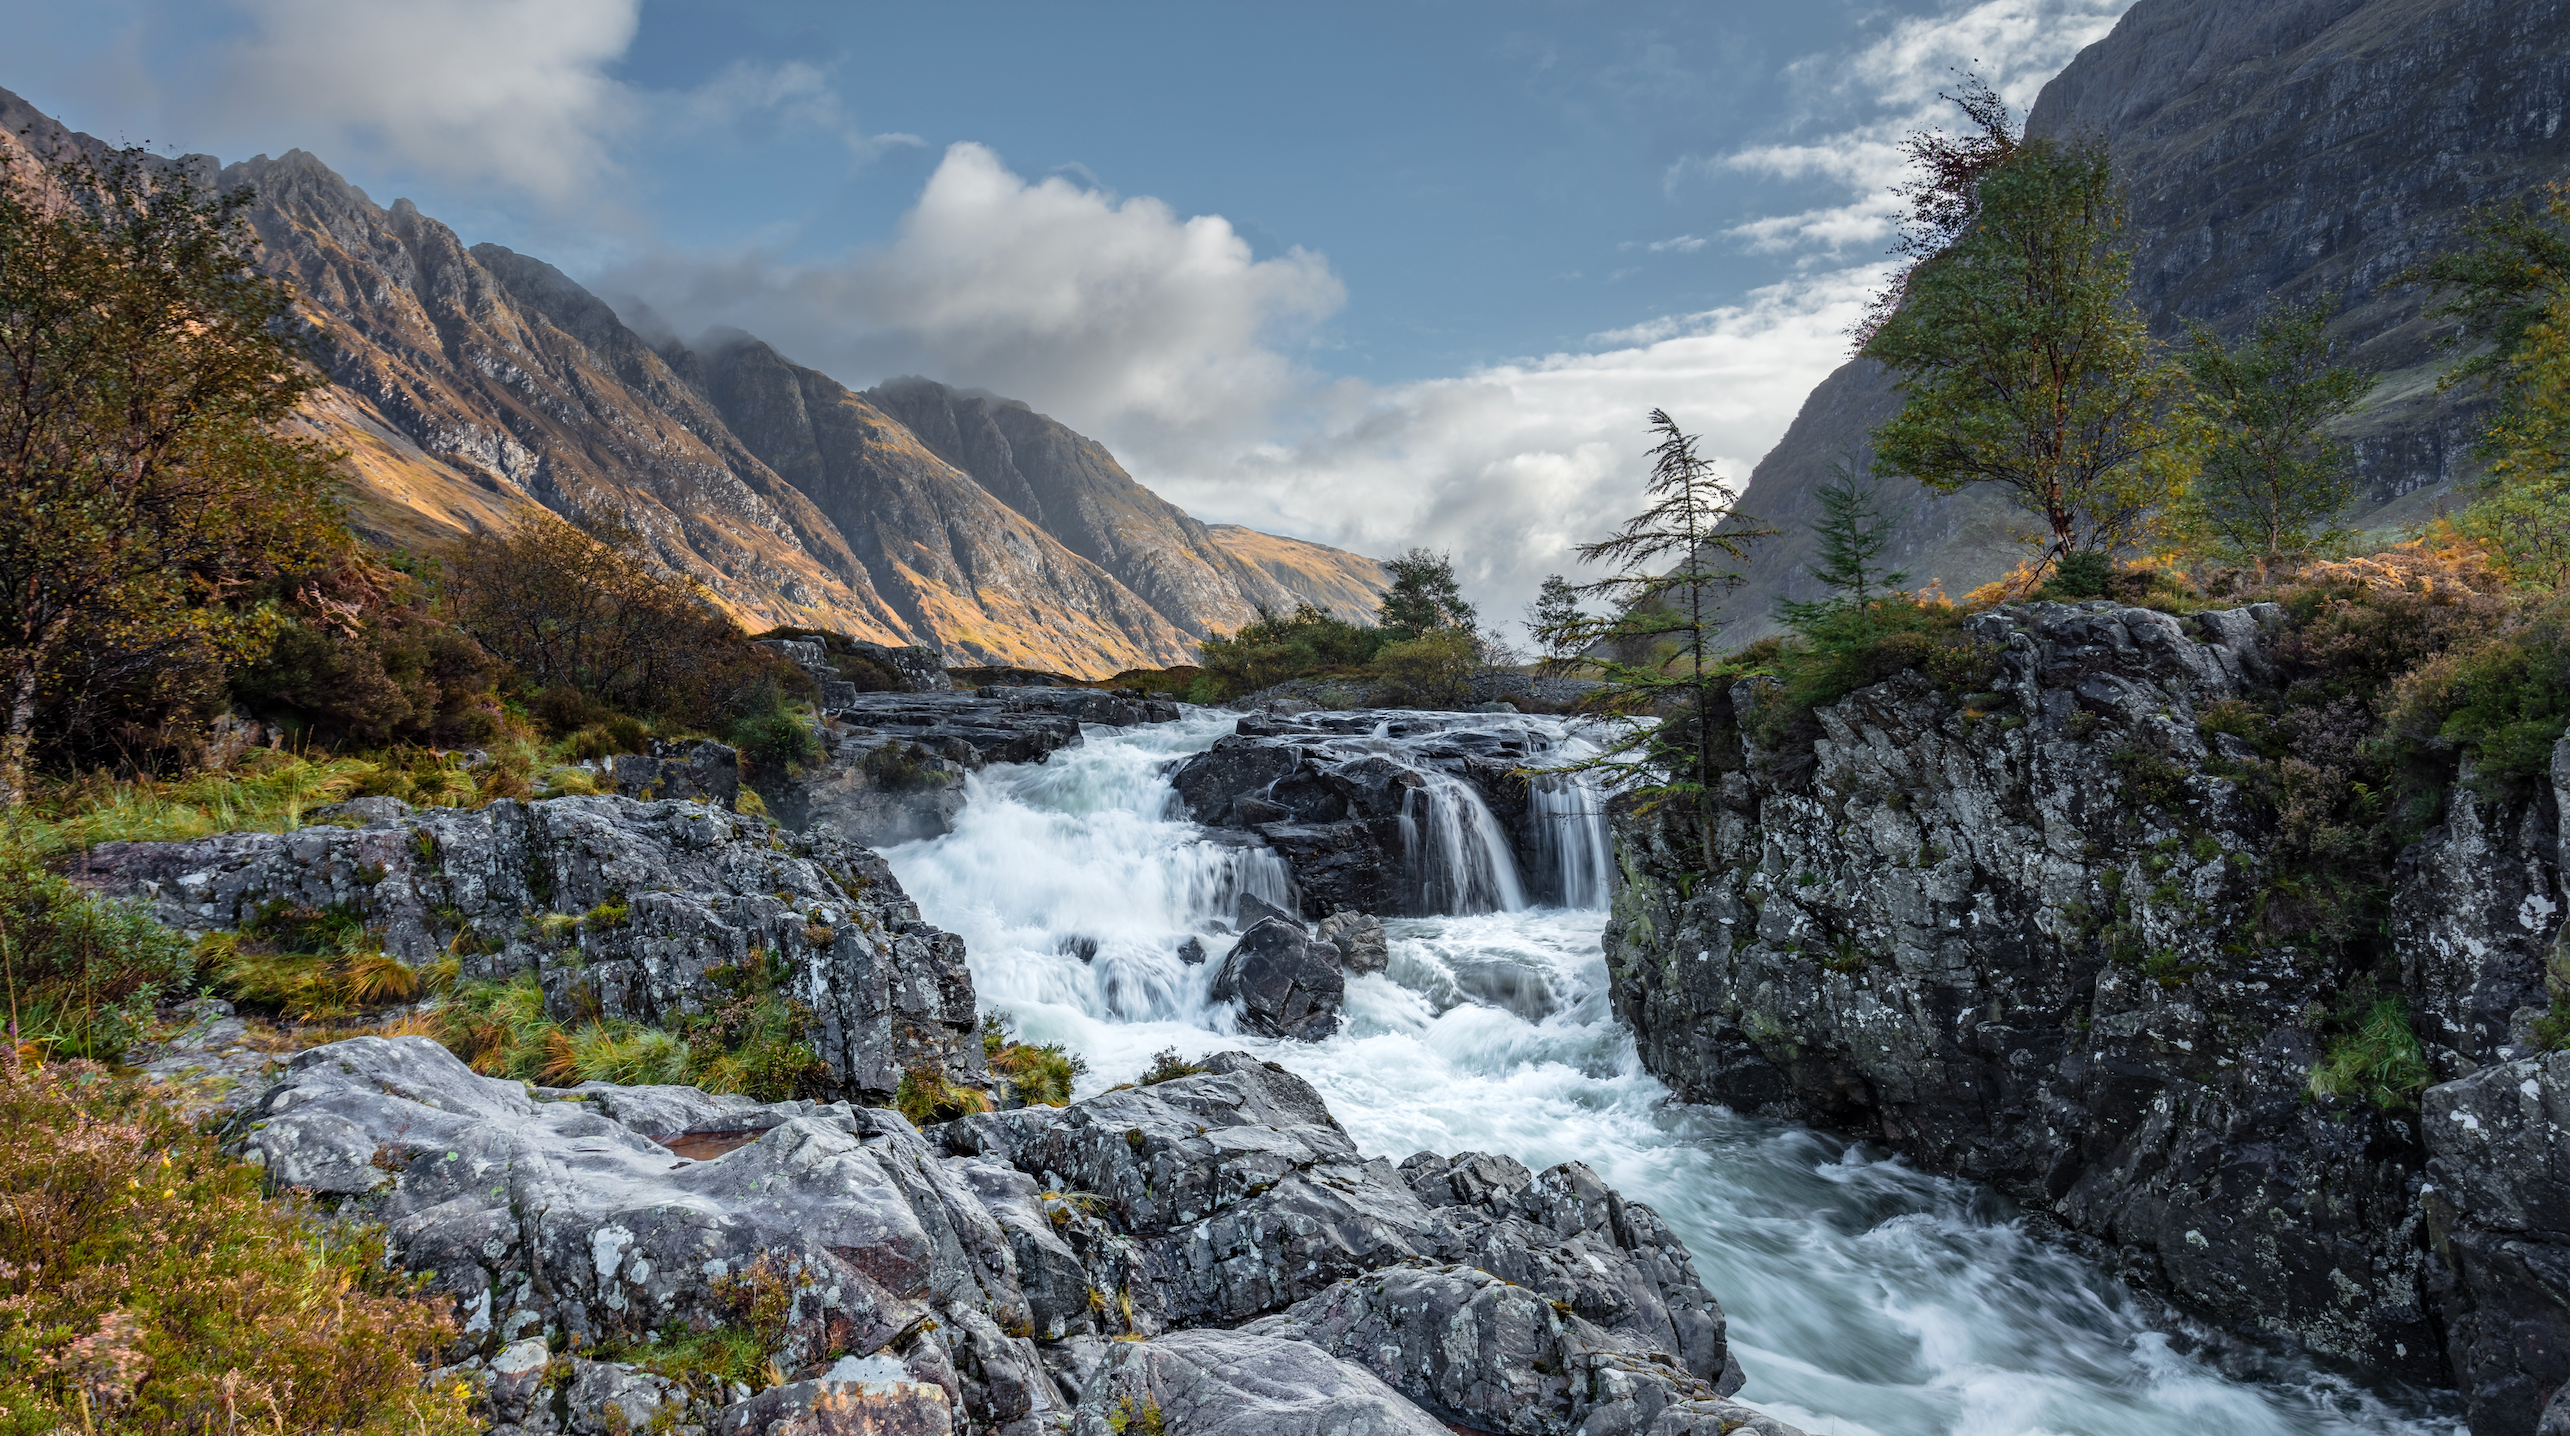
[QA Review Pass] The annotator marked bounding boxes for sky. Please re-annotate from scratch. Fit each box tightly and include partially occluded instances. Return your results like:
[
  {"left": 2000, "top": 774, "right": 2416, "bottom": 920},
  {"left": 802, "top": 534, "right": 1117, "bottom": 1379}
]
[{"left": 0, "top": 0, "right": 2136, "bottom": 632}]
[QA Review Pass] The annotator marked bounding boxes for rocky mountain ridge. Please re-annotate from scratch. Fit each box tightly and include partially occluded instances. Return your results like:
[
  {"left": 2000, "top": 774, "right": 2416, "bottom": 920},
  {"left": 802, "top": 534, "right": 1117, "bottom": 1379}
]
[
  {"left": 1713, "top": 0, "right": 2570, "bottom": 643},
  {"left": 0, "top": 88, "right": 1388, "bottom": 677}
]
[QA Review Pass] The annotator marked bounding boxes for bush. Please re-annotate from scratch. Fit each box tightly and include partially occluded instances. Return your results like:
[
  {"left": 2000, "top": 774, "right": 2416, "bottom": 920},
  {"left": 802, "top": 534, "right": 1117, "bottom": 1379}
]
[
  {"left": 431, "top": 951, "right": 827, "bottom": 1101},
  {"left": 982, "top": 1014, "right": 1086, "bottom": 1107},
  {"left": 1192, "top": 604, "right": 1388, "bottom": 701},
  {"left": 1139, "top": 1048, "right": 1204, "bottom": 1086},
  {"left": 1366, "top": 629, "right": 1477, "bottom": 709},
  {"left": 0, "top": 836, "right": 197, "bottom": 1060},
  {"left": 895, "top": 1065, "right": 991, "bottom": 1126},
  {"left": 0, "top": 1055, "right": 477, "bottom": 1436},
  {"left": 208, "top": 901, "right": 418, "bottom": 1022}
]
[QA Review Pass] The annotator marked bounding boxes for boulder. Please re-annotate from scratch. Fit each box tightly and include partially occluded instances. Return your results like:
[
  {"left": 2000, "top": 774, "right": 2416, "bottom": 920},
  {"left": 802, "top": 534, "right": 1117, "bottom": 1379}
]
[
  {"left": 1316, "top": 909, "right": 1389, "bottom": 976},
  {"left": 80, "top": 795, "right": 983, "bottom": 1103},
  {"left": 607, "top": 738, "right": 743, "bottom": 811},
  {"left": 236, "top": 1038, "right": 1794, "bottom": 1436},
  {"left": 1063, "top": 1329, "right": 1452, "bottom": 1436},
  {"left": 1210, "top": 918, "right": 1344, "bottom": 1041}
]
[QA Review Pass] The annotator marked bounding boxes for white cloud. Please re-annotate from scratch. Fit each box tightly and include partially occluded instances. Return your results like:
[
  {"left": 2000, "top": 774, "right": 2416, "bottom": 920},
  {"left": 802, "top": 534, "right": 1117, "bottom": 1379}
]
[
  {"left": 606, "top": 142, "right": 1346, "bottom": 438},
  {"left": 214, "top": 0, "right": 642, "bottom": 202}
]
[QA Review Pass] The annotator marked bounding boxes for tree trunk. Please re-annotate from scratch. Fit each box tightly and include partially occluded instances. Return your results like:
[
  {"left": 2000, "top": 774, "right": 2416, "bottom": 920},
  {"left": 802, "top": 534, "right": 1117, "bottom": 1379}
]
[{"left": 0, "top": 647, "right": 42, "bottom": 809}]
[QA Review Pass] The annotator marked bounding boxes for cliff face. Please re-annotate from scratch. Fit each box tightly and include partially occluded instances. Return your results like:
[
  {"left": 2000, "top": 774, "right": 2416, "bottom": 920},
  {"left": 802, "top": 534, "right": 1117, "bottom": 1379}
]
[
  {"left": 1714, "top": 0, "right": 2570, "bottom": 642},
  {"left": 1605, "top": 605, "right": 2570, "bottom": 1433},
  {"left": 0, "top": 89, "right": 1389, "bottom": 675}
]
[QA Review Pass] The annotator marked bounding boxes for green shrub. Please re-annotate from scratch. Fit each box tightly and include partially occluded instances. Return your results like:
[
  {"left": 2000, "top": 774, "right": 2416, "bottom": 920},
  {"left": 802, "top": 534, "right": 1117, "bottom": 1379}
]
[
  {"left": 0, "top": 836, "right": 197, "bottom": 1061},
  {"left": 1193, "top": 604, "right": 1389, "bottom": 701},
  {"left": 1366, "top": 629, "right": 1477, "bottom": 709},
  {"left": 895, "top": 1065, "right": 991, "bottom": 1126},
  {"left": 982, "top": 1014, "right": 1087, "bottom": 1107},
  {"left": 210, "top": 901, "right": 418, "bottom": 1021},
  {"left": 2308, "top": 995, "right": 2432, "bottom": 1109},
  {"left": 1139, "top": 1048, "right": 1205, "bottom": 1086},
  {"left": 729, "top": 707, "right": 822, "bottom": 777},
  {"left": 0, "top": 1056, "right": 477, "bottom": 1436}
]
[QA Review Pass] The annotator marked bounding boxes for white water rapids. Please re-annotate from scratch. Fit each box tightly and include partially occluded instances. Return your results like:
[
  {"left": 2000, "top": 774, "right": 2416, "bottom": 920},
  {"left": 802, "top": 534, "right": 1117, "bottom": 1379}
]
[{"left": 882, "top": 709, "right": 2465, "bottom": 1436}]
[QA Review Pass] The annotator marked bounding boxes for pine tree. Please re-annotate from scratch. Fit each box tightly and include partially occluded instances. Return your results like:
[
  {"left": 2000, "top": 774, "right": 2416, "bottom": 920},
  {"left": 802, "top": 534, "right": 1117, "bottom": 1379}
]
[
  {"left": 1525, "top": 575, "right": 1587, "bottom": 676},
  {"left": 1547, "top": 410, "right": 1769, "bottom": 817},
  {"left": 1377, "top": 548, "right": 1476, "bottom": 639},
  {"left": 2179, "top": 296, "right": 2373, "bottom": 570},
  {"left": 1777, "top": 465, "right": 1908, "bottom": 638}
]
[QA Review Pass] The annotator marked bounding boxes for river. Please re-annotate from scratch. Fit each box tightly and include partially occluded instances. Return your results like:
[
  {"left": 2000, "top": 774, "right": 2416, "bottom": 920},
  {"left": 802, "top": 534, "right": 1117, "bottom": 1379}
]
[{"left": 881, "top": 708, "right": 2465, "bottom": 1436}]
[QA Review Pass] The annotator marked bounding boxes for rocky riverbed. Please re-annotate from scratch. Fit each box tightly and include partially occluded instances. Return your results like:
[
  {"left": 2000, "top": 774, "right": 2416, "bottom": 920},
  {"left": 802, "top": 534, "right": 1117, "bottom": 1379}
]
[{"left": 226, "top": 1034, "right": 1801, "bottom": 1436}]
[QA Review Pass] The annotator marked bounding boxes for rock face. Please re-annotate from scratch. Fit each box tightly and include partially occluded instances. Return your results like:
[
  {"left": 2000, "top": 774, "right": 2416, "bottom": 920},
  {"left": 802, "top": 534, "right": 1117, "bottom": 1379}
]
[
  {"left": 1706, "top": 0, "right": 2570, "bottom": 645},
  {"left": 232, "top": 1039, "right": 1803, "bottom": 1436},
  {"left": 1169, "top": 712, "right": 1587, "bottom": 916},
  {"left": 1605, "top": 599, "right": 2570, "bottom": 1429},
  {"left": 2426, "top": 1053, "right": 2570, "bottom": 1435},
  {"left": 81, "top": 793, "right": 983, "bottom": 1102}
]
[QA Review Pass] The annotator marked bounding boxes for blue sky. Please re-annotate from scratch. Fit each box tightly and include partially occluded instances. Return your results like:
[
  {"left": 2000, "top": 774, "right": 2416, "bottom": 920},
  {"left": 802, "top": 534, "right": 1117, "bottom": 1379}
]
[{"left": 2, "top": 0, "right": 2134, "bottom": 623}]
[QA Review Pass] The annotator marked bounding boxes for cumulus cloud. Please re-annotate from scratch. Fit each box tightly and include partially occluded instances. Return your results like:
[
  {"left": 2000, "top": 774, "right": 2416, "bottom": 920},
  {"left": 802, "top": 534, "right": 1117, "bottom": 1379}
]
[
  {"left": 605, "top": 142, "right": 1346, "bottom": 436},
  {"left": 214, "top": 0, "right": 643, "bottom": 201}
]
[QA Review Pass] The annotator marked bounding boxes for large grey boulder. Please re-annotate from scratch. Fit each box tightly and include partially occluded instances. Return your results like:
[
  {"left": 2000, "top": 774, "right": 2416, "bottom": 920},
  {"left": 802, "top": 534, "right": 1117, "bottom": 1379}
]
[
  {"left": 1209, "top": 918, "right": 1344, "bottom": 1041},
  {"left": 81, "top": 794, "right": 983, "bottom": 1102},
  {"left": 239, "top": 1037, "right": 1796, "bottom": 1436},
  {"left": 1315, "top": 909, "right": 1388, "bottom": 976},
  {"left": 1063, "top": 1329, "right": 1451, "bottom": 1436}
]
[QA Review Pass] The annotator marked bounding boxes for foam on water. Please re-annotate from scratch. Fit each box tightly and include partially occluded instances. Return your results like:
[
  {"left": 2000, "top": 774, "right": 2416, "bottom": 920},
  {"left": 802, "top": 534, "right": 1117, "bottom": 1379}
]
[{"left": 882, "top": 711, "right": 2465, "bottom": 1436}]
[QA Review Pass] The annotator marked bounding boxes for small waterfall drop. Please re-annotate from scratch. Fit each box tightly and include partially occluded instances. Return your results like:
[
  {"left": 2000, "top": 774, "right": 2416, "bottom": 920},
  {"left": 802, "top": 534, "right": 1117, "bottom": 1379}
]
[
  {"left": 882, "top": 709, "right": 2463, "bottom": 1436},
  {"left": 1398, "top": 770, "right": 1528, "bottom": 916}
]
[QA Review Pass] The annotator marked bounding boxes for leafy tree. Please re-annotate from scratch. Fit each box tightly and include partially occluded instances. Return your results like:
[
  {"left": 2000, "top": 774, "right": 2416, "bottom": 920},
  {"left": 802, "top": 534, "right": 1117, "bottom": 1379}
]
[
  {"left": 1777, "top": 464, "right": 1909, "bottom": 637},
  {"left": 1862, "top": 134, "right": 2193, "bottom": 566},
  {"left": 0, "top": 146, "right": 342, "bottom": 805},
  {"left": 1377, "top": 548, "right": 1477, "bottom": 639},
  {"left": 1854, "top": 73, "right": 2020, "bottom": 349},
  {"left": 1190, "top": 602, "right": 1387, "bottom": 700},
  {"left": 2413, "top": 182, "right": 2570, "bottom": 585},
  {"left": 2180, "top": 296, "right": 2373, "bottom": 569},
  {"left": 1526, "top": 574, "right": 1588, "bottom": 675},
  {"left": 1552, "top": 410, "right": 1768, "bottom": 812}
]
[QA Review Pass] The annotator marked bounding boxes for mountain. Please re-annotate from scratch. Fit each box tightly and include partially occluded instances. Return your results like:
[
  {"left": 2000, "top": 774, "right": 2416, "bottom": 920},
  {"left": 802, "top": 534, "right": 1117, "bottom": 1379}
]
[
  {"left": 1714, "top": 0, "right": 2570, "bottom": 642},
  {"left": 0, "top": 89, "right": 1390, "bottom": 676},
  {"left": 1203, "top": 524, "right": 1403, "bottom": 622}
]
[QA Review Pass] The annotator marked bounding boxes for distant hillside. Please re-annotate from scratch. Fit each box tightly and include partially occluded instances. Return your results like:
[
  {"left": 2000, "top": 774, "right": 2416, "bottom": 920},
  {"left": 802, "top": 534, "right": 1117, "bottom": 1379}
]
[
  {"left": 1713, "top": 0, "right": 2570, "bottom": 643},
  {"left": 1204, "top": 525, "right": 1392, "bottom": 625},
  {"left": 0, "top": 88, "right": 1390, "bottom": 676}
]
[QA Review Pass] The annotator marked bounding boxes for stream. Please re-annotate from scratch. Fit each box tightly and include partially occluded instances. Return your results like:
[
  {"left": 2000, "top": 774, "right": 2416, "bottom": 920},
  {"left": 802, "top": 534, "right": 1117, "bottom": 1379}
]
[{"left": 881, "top": 708, "right": 2466, "bottom": 1436}]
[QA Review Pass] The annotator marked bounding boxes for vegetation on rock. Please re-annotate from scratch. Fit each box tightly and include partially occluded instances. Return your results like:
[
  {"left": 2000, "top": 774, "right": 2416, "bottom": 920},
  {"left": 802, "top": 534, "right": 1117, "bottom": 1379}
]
[{"left": 0, "top": 1053, "right": 476, "bottom": 1436}]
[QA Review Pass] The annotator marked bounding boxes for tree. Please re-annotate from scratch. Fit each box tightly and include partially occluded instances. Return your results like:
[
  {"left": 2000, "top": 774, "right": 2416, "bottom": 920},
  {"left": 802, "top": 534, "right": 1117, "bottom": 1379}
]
[
  {"left": 1862, "top": 134, "right": 2193, "bottom": 566},
  {"left": 1377, "top": 548, "right": 1477, "bottom": 639},
  {"left": 2180, "top": 296, "right": 2374, "bottom": 570},
  {"left": 1853, "top": 73, "right": 2020, "bottom": 349},
  {"left": 1776, "top": 464, "right": 1909, "bottom": 637},
  {"left": 1525, "top": 574, "right": 1587, "bottom": 676},
  {"left": 0, "top": 145, "right": 342, "bottom": 806},
  {"left": 1552, "top": 410, "right": 1768, "bottom": 813}
]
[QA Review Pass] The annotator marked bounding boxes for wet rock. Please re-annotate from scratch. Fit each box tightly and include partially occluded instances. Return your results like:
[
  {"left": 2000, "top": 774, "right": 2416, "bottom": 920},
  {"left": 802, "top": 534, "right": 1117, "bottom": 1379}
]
[
  {"left": 1063, "top": 1328, "right": 1452, "bottom": 1436},
  {"left": 1605, "top": 602, "right": 2459, "bottom": 1377},
  {"left": 1253, "top": 820, "right": 1405, "bottom": 918},
  {"left": 1233, "top": 891, "right": 1301, "bottom": 931},
  {"left": 1174, "top": 936, "right": 1206, "bottom": 966},
  {"left": 1210, "top": 917, "right": 1344, "bottom": 1041},
  {"left": 2397, "top": 759, "right": 2560, "bottom": 1077},
  {"left": 2426, "top": 1052, "right": 2570, "bottom": 1436},
  {"left": 1315, "top": 909, "right": 1388, "bottom": 975},
  {"left": 80, "top": 796, "right": 983, "bottom": 1102},
  {"left": 2543, "top": 1381, "right": 2570, "bottom": 1436}
]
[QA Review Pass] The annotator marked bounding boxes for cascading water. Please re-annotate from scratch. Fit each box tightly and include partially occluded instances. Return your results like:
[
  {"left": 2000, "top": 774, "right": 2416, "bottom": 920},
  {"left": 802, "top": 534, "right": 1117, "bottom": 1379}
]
[
  {"left": 1398, "top": 769, "right": 1529, "bottom": 915},
  {"left": 882, "top": 709, "right": 2464, "bottom": 1436}
]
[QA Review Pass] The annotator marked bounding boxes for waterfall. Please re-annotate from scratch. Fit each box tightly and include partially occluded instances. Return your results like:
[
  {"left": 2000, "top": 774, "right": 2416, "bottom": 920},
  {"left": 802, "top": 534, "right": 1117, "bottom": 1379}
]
[
  {"left": 1398, "top": 769, "right": 1528, "bottom": 916},
  {"left": 1526, "top": 772, "right": 1613, "bottom": 910},
  {"left": 880, "top": 709, "right": 2462, "bottom": 1436}
]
